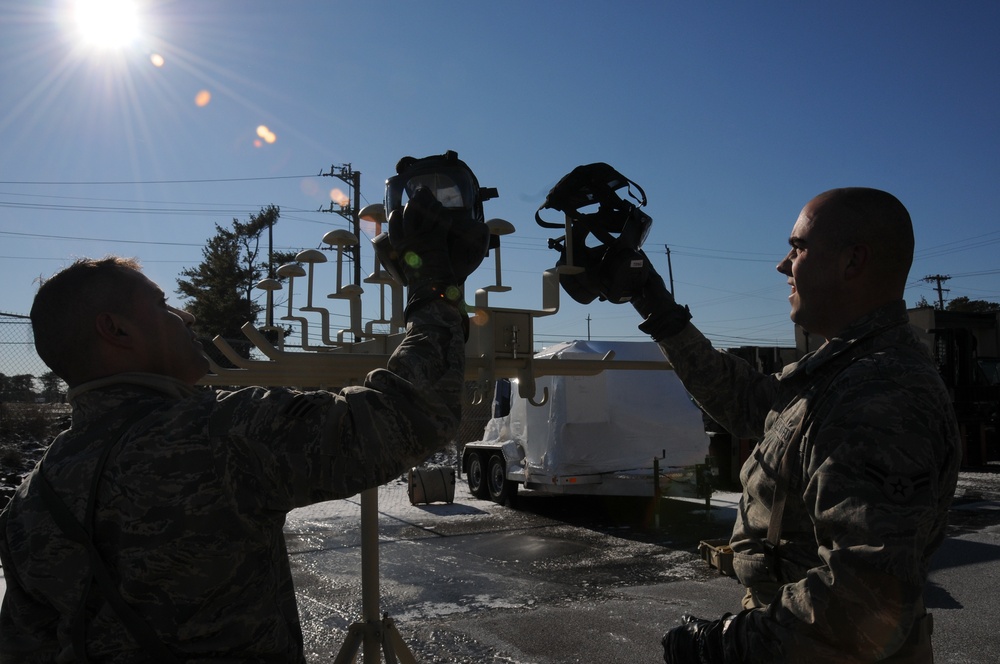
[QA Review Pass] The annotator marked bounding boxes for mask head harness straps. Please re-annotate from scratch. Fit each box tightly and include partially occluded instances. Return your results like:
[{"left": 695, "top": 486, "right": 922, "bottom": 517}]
[
  {"left": 535, "top": 163, "right": 651, "bottom": 304},
  {"left": 535, "top": 162, "right": 646, "bottom": 237}
]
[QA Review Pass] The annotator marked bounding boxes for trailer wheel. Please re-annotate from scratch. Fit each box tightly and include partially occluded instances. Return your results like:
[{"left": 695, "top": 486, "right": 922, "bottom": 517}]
[
  {"left": 487, "top": 454, "right": 517, "bottom": 506},
  {"left": 466, "top": 451, "right": 489, "bottom": 499}
]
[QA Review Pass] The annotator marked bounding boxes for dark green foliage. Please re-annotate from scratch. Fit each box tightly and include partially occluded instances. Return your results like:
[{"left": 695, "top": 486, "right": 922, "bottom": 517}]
[
  {"left": 913, "top": 294, "right": 1000, "bottom": 312},
  {"left": 0, "top": 374, "right": 36, "bottom": 402},
  {"left": 176, "top": 205, "right": 297, "bottom": 365},
  {"left": 37, "top": 371, "right": 67, "bottom": 403},
  {"left": 946, "top": 296, "right": 1000, "bottom": 313}
]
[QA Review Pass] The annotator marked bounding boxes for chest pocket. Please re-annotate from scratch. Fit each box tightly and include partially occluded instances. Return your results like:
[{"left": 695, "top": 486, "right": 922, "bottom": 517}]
[{"left": 745, "top": 400, "right": 806, "bottom": 491}]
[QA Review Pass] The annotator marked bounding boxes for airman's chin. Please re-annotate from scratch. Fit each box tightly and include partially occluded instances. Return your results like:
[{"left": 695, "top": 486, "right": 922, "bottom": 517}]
[
  {"left": 788, "top": 309, "right": 815, "bottom": 336},
  {"left": 186, "top": 355, "right": 212, "bottom": 385}
]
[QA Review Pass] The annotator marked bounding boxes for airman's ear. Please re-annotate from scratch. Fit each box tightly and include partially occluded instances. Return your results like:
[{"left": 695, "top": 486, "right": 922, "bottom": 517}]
[
  {"left": 843, "top": 243, "right": 870, "bottom": 281},
  {"left": 95, "top": 312, "right": 133, "bottom": 348}
]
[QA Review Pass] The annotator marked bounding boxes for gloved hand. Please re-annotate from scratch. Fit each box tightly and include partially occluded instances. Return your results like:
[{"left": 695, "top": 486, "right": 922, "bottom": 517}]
[
  {"left": 661, "top": 613, "right": 730, "bottom": 663},
  {"left": 447, "top": 214, "right": 490, "bottom": 287},
  {"left": 631, "top": 262, "right": 691, "bottom": 341}
]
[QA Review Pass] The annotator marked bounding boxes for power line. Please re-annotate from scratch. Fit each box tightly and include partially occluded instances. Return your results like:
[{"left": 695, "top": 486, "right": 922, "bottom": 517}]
[
  {"left": 914, "top": 229, "right": 1000, "bottom": 260},
  {"left": 0, "top": 230, "right": 203, "bottom": 247},
  {"left": 666, "top": 250, "right": 776, "bottom": 263},
  {"left": 0, "top": 199, "right": 328, "bottom": 218},
  {"left": 0, "top": 189, "right": 294, "bottom": 210},
  {"left": 3, "top": 186, "right": 997, "bottom": 273},
  {"left": 0, "top": 200, "right": 261, "bottom": 216},
  {"left": 0, "top": 192, "right": 343, "bottom": 225},
  {"left": 0, "top": 174, "right": 316, "bottom": 186},
  {"left": 0, "top": 255, "right": 193, "bottom": 264},
  {"left": 949, "top": 268, "right": 1000, "bottom": 278}
]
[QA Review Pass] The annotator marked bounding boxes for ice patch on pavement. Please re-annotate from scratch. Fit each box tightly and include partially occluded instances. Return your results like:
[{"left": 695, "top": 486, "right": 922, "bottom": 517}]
[{"left": 395, "top": 593, "right": 534, "bottom": 621}]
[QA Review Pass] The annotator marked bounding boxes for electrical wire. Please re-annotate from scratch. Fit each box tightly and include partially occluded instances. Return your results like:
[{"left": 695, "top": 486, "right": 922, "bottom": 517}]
[{"left": 0, "top": 175, "right": 315, "bottom": 186}]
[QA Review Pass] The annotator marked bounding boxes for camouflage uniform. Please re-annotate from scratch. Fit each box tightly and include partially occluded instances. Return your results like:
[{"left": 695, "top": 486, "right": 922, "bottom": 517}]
[
  {"left": 0, "top": 300, "right": 466, "bottom": 662},
  {"left": 657, "top": 301, "right": 960, "bottom": 662}
]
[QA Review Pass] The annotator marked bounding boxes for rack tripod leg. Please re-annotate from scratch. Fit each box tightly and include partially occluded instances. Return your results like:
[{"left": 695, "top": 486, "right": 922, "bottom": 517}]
[
  {"left": 332, "top": 614, "right": 416, "bottom": 664},
  {"left": 332, "top": 622, "right": 366, "bottom": 664},
  {"left": 381, "top": 615, "right": 416, "bottom": 664},
  {"left": 332, "top": 488, "right": 418, "bottom": 663}
]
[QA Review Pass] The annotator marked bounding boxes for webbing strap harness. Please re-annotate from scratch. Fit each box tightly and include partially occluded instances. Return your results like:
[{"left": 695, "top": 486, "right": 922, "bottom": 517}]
[
  {"left": 762, "top": 322, "right": 908, "bottom": 581},
  {"left": 534, "top": 162, "right": 646, "bottom": 233}
]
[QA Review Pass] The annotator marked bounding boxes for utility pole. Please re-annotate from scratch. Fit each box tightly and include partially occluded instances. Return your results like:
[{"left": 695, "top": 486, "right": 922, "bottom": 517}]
[
  {"left": 319, "top": 163, "right": 362, "bottom": 288},
  {"left": 923, "top": 274, "right": 951, "bottom": 310},
  {"left": 586, "top": 314, "right": 591, "bottom": 340},
  {"left": 664, "top": 244, "right": 675, "bottom": 293}
]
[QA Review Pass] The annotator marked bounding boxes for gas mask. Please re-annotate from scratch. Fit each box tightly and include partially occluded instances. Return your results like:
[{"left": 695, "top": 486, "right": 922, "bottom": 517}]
[
  {"left": 374, "top": 150, "right": 497, "bottom": 286},
  {"left": 536, "top": 162, "right": 653, "bottom": 305}
]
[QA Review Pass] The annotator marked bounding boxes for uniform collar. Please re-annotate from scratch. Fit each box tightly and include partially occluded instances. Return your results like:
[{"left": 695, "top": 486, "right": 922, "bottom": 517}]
[
  {"left": 69, "top": 372, "right": 200, "bottom": 401},
  {"left": 794, "top": 300, "right": 909, "bottom": 377},
  {"left": 68, "top": 373, "right": 201, "bottom": 425}
]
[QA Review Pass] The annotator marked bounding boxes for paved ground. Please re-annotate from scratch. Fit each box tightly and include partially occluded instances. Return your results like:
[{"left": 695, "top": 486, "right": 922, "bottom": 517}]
[
  {"left": 286, "top": 480, "right": 744, "bottom": 663},
  {"left": 1, "top": 468, "right": 997, "bottom": 662},
  {"left": 286, "top": 467, "right": 1000, "bottom": 663}
]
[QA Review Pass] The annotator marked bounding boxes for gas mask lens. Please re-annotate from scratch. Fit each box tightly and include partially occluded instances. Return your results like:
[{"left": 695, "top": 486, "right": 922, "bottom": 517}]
[
  {"left": 385, "top": 168, "right": 476, "bottom": 216},
  {"left": 408, "top": 174, "right": 464, "bottom": 208}
]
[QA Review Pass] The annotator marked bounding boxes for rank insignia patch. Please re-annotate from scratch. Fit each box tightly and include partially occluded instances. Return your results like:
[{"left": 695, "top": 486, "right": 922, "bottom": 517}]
[{"left": 864, "top": 465, "right": 931, "bottom": 504}]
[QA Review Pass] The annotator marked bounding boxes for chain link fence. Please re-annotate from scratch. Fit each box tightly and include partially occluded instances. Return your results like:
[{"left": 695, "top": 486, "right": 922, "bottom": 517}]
[
  {"left": 0, "top": 312, "right": 62, "bottom": 397},
  {"left": 1, "top": 312, "right": 69, "bottom": 455}
]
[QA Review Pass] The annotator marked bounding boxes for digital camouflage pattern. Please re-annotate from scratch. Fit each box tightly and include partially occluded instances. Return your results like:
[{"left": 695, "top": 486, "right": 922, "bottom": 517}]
[
  {"left": 657, "top": 300, "right": 961, "bottom": 663},
  {"left": 0, "top": 300, "right": 466, "bottom": 662}
]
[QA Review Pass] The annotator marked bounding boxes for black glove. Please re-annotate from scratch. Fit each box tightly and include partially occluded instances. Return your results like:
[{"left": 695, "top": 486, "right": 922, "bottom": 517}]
[
  {"left": 631, "top": 263, "right": 691, "bottom": 341},
  {"left": 662, "top": 612, "right": 745, "bottom": 664},
  {"left": 448, "top": 215, "right": 490, "bottom": 286}
]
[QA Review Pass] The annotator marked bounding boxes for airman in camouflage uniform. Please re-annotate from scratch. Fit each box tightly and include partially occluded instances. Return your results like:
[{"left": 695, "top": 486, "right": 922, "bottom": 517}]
[
  {"left": 631, "top": 188, "right": 961, "bottom": 663},
  {"left": 0, "top": 186, "right": 481, "bottom": 661}
]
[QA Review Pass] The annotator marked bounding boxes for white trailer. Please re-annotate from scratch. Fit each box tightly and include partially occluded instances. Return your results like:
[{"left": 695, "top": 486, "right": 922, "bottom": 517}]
[{"left": 462, "top": 340, "right": 712, "bottom": 505}]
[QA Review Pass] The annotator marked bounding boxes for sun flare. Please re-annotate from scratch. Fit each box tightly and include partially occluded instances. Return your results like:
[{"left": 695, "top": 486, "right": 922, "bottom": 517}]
[{"left": 74, "top": 0, "right": 140, "bottom": 49}]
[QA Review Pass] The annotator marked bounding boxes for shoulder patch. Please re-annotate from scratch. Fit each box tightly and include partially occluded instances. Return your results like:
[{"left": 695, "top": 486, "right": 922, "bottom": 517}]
[{"left": 864, "top": 464, "right": 931, "bottom": 504}]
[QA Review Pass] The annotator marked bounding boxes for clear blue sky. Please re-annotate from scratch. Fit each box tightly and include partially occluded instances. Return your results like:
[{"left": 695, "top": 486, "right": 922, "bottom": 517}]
[{"left": 2, "top": 1, "right": 998, "bottom": 355}]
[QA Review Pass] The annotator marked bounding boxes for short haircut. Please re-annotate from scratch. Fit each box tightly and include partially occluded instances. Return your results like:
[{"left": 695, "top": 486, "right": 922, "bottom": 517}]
[
  {"left": 30, "top": 256, "right": 143, "bottom": 385},
  {"left": 815, "top": 187, "right": 914, "bottom": 287}
]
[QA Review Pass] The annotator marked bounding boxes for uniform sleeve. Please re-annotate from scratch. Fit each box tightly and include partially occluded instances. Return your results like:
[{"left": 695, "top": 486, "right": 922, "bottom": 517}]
[
  {"left": 209, "top": 299, "right": 467, "bottom": 511},
  {"left": 738, "top": 365, "right": 959, "bottom": 662},
  {"left": 0, "top": 507, "right": 62, "bottom": 660},
  {"left": 656, "top": 323, "right": 779, "bottom": 439}
]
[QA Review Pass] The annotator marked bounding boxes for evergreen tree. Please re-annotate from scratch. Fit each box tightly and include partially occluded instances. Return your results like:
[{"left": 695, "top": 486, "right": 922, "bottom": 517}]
[
  {"left": 0, "top": 374, "right": 37, "bottom": 402},
  {"left": 38, "top": 371, "right": 67, "bottom": 403},
  {"left": 177, "top": 206, "right": 297, "bottom": 365}
]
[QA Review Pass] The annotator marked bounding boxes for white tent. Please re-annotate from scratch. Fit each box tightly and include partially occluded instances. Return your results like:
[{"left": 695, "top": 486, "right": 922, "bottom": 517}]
[{"left": 482, "top": 340, "right": 709, "bottom": 491}]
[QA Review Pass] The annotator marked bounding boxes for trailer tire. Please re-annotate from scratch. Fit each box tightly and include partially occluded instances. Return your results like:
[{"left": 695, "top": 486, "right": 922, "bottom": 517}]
[
  {"left": 467, "top": 451, "right": 490, "bottom": 499},
  {"left": 487, "top": 454, "right": 517, "bottom": 506}
]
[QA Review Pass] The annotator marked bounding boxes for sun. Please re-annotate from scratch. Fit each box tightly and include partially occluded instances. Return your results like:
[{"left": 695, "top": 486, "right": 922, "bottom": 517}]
[{"left": 73, "top": 0, "right": 140, "bottom": 49}]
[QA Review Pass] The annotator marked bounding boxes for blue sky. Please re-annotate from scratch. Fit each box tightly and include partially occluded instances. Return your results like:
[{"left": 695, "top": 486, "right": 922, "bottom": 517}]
[{"left": 2, "top": 1, "right": 998, "bottom": 357}]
